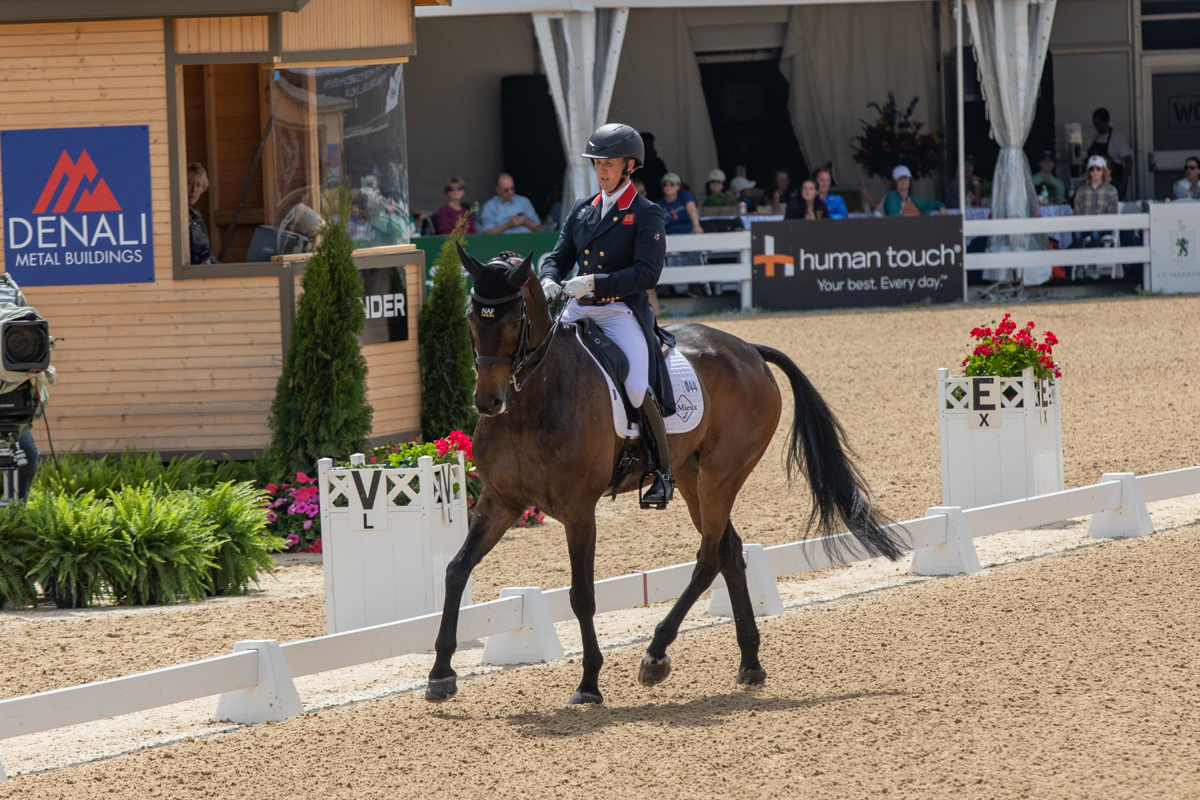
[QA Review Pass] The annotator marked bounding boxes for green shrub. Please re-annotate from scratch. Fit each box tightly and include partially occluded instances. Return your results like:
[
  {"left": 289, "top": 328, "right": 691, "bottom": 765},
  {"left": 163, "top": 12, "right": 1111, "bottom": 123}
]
[
  {"left": 196, "top": 482, "right": 285, "bottom": 596},
  {"left": 108, "top": 486, "right": 216, "bottom": 606},
  {"left": 418, "top": 215, "right": 478, "bottom": 440},
  {"left": 34, "top": 450, "right": 267, "bottom": 496},
  {"left": 26, "top": 492, "right": 128, "bottom": 609},
  {"left": 268, "top": 188, "right": 373, "bottom": 481},
  {"left": 0, "top": 505, "right": 36, "bottom": 608}
]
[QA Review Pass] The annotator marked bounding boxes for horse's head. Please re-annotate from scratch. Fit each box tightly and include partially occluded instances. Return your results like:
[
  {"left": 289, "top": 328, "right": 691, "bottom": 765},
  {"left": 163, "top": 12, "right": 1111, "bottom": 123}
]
[{"left": 458, "top": 244, "right": 540, "bottom": 416}]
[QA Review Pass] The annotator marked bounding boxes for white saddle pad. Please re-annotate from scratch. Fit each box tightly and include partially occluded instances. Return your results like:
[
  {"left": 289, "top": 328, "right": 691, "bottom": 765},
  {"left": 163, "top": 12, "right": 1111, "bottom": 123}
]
[{"left": 574, "top": 326, "right": 704, "bottom": 438}]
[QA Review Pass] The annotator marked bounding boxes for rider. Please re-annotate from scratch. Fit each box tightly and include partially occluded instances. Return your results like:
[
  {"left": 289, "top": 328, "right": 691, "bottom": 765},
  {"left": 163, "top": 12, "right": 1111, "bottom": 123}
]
[{"left": 540, "top": 123, "right": 676, "bottom": 509}]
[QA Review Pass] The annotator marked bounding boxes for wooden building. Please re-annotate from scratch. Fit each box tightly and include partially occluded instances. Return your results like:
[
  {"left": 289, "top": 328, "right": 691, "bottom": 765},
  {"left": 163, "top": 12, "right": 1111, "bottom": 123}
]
[{"left": 0, "top": 0, "right": 442, "bottom": 457}]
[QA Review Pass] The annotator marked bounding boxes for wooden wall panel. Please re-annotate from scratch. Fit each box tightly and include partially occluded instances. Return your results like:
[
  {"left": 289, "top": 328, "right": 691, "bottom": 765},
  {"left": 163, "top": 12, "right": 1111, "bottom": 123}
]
[
  {"left": 174, "top": 17, "right": 269, "bottom": 55},
  {"left": 0, "top": 20, "right": 283, "bottom": 455},
  {"left": 282, "top": 0, "right": 413, "bottom": 53}
]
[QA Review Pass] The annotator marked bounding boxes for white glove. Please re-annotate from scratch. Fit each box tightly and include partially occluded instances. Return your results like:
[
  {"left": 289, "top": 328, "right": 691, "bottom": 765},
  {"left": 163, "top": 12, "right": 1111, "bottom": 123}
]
[
  {"left": 562, "top": 274, "right": 596, "bottom": 300},
  {"left": 541, "top": 277, "right": 562, "bottom": 303}
]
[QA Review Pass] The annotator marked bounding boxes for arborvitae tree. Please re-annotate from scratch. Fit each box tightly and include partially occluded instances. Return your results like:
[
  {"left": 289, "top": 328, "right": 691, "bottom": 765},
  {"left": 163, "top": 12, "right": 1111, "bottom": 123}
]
[
  {"left": 268, "top": 190, "right": 373, "bottom": 478},
  {"left": 419, "top": 215, "right": 478, "bottom": 440}
]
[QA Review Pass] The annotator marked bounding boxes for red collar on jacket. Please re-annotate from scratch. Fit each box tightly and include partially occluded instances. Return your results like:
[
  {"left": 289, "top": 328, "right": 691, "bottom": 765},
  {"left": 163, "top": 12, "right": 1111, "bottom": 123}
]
[{"left": 590, "top": 180, "right": 638, "bottom": 211}]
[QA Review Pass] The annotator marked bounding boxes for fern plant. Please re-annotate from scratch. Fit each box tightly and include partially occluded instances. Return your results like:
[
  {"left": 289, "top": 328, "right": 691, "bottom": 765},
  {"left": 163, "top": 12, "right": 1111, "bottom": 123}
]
[
  {"left": 196, "top": 482, "right": 285, "bottom": 596},
  {"left": 108, "top": 486, "right": 216, "bottom": 605},
  {"left": 0, "top": 505, "right": 36, "bottom": 608},
  {"left": 26, "top": 492, "right": 128, "bottom": 609}
]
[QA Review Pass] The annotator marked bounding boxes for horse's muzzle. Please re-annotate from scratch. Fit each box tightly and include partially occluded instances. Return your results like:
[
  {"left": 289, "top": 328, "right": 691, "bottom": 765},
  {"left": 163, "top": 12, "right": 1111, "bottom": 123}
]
[{"left": 474, "top": 392, "right": 507, "bottom": 417}]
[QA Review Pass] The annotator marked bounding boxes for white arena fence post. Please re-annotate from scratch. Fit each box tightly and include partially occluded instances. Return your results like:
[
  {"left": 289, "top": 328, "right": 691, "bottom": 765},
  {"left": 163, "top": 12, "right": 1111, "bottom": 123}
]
[
  {"left": 708, "top": 543, "right": 784, "bottom": 618},
  {"left": 480, "top": 588, "right": 564, "bottom": 665},
  {"left": 910, "top": 507, "right": 981, "bottom": 576},
  {"left": 213, "top": 640, "right": 302, "bottom": 724},
  {"left": 1086, "top": 473, "right": 1154, "bottom": 539}
]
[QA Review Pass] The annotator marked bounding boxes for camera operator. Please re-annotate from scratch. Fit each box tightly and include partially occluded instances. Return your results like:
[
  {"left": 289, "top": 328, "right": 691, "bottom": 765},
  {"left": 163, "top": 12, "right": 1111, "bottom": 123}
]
[{"left": 0, "top": 273, "right": 53, "bottom": 501}]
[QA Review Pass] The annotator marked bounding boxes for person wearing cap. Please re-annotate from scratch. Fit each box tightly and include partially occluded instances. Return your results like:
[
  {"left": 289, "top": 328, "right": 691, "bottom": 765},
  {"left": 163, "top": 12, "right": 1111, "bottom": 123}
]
[
  {"left": 1032, "top": 151, "right": 1066, "bottom": 202},
  {"left": 1073, "top": 154, "right": 1118, "bottom": 222},
  {"left": 657, "top": 173, "right": 704, "bottom": 235},
  {"left": 730, "top": 175, "right": 756, "bottom": 206},
  {"left": 883, "top": 165, "right": 945, "bottom": 216},
  {"left": 702, "top": 169, "right": 736, "bottom": 207},
  {"left": 539, "top": 123, "right": 676, "bottom": 509}
]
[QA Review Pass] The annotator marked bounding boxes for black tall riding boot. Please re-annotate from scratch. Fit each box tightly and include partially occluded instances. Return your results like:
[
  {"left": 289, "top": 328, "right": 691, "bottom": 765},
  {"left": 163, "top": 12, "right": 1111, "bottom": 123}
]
[{"left": 638, "top": 390, "right": 675, "bottom": 510}]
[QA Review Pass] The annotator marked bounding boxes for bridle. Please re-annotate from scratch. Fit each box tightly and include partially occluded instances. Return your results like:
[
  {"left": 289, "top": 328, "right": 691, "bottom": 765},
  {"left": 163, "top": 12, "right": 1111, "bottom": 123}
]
[{"left": 470, "top": 280, "right": 567, "bottom": 393}]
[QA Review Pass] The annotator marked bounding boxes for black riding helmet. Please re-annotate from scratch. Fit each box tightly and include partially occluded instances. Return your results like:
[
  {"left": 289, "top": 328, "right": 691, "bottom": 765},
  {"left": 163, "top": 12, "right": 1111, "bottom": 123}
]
[{"left": 582, "top": 123, "right": 644, "bottom": 168}]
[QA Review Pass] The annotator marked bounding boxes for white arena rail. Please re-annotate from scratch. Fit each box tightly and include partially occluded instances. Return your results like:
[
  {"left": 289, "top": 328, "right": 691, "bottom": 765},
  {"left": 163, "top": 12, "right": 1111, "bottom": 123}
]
[
  {"left": 963, "top": 212, "right": 1150, "bottom": 272},
  {"left": 1, "top": 463, "right": 1198, "bottom": 780},
  {"left": 661, "top": 231, "right": 752, "bottom": 311}
]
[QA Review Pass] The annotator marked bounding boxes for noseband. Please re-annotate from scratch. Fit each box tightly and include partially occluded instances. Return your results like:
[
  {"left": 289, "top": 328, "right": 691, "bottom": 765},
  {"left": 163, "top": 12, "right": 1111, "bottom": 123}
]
[{"left": 470, "top": 283, "right": 564, "bottom": 393}]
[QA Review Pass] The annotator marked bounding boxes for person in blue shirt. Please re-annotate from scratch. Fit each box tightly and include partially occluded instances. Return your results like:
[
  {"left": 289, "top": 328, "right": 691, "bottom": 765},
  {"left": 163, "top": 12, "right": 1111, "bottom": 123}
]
[
  {"left": 814, "top": 167, "right": 848, "bottom": 219},
  {"left": 478, "top": 173, "right": 542, "bottom": 234},
  {"left": 656, "top": 173, "right": 703, "bottom": 235}
]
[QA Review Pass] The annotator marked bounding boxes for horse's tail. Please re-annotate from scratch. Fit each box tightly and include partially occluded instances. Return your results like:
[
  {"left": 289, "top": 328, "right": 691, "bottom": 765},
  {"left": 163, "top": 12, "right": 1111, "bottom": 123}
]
[{"left": 754, "top": 344, "right": 906, "bottom": 562}]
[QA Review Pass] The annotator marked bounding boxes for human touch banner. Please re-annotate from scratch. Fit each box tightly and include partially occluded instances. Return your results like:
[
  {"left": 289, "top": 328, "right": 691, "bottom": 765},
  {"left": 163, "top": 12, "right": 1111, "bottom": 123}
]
[
  {"left": 1, "top": 125, "right": 154, "bottom": 286},
  {"left": 750, "top": 216, "right": 963, "bottom": 310}
]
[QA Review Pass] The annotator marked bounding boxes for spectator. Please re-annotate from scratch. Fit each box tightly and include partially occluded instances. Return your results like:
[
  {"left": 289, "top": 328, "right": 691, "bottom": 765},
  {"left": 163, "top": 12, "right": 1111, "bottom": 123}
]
[
  {"left": 883, "top": 166, "right": 945, "bottom": 216},
  {"left": 1088, "top": 107, "right": 1133, "bottom": 199},
  {"left": 637, "top": 132, "right": 669, "bottom": 201},
  {"left": 657, "top": 173, "right": 703, "bottom": 235},
  {"left": 702, "top": 169, "right": 737, "bottom": 207},
  {"left": 434, "top": 177, "right": 476, "bottom": 235},
  {"left": 633, "top": 177, "right": 647, "bottom": 198},
  {"left": 961, "top": 154, "right": 983, "bottom": 208},
  {"left": 478, "top": 173, "right": 541, "bottom": 234},
  {"left": 813, "top": 167, "right": 847, "bottom": 218},
  {"left": 1032, "top": 151, "right": 1066, "bottom": 202},
  {"left": 1073, "top": 155, "right": 1118, "bottom": 242},
  {"left": 785, "top": 179, "right": 828, "bottom": 220},
  {"left": 765, "top": 169, "right": 794, "bottom": 211},
  {"left": 187, "top": 163, "right": 217, "bottom": 264},
  {"left": 1174, "top": 156, "right": 1200, "bottom": 200},
  {"left": 730, "top": 175, "right": 756, "bottom": 208},
  {"left": 545, "top": 190, "right": 563, "bottom": 229}
]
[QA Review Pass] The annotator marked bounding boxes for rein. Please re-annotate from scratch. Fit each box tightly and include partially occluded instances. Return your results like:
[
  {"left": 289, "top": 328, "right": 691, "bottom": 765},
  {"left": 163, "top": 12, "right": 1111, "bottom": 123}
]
[{"left": 471, "top": 284, "right": 568, "bottom": 393}]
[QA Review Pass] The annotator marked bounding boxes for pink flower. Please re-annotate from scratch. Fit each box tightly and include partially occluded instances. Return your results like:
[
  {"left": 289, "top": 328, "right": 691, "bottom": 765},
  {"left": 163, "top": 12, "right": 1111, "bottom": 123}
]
[
  {"left": 285, "top": 533, "right": 300, "bottom": 548},
  {"left": 267, "top": 512, "right": 277, "bottom": 523},
  {"left": 264, "top": 483, "right": 278, "bottom": 494},
  {"left": 296, "top": 472, "right": 313, "bottom": 483},
  {"left": 303, "top": 520, "right": 313, "bottom": 530}
]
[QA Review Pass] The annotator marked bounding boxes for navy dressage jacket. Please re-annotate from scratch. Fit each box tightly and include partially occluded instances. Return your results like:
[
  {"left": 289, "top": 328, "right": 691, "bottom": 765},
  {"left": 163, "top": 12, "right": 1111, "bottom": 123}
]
[{"left": 538, "top": 180, "right": 676, "bottom": 416}]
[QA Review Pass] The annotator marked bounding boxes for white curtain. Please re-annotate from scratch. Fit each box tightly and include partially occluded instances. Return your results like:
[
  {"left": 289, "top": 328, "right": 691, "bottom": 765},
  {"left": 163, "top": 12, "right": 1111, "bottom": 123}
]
[
  {"left": 966, "top": 0, "right": 1056, "bottom": 276},
  {"left": 607, "top": 8, "right": 719, "bottom": 196},
  {"left": 533, "top": 9, "right": 629, "bottom": 210},
  {"left": 779, "top": 2, "right": 939, "bottom": 201}
]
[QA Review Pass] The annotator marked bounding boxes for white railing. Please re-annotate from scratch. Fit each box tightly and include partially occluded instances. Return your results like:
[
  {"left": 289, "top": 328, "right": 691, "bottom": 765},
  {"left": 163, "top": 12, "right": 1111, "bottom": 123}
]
[
  {"left": 963, "top": 212, "right": 1150, "bottom": 272},
  {"left": 661, "top": 230, "right": 752, "bottom": 311},
  {"left": 1, "top": 462, "right": 1197, "bottom": 779}
]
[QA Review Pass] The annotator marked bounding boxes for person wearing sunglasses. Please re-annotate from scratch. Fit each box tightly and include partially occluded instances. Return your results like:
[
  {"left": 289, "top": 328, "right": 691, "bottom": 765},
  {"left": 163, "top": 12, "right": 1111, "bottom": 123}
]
[
  {"left": 1072, "top": 155, "right": 1119, "bottom": 251},
  {"left": 1174, "top": 156, "right": 1200, "bottom": 201},
  {"left": 435, "top": 177, "right": 477, "bottom": 235}
]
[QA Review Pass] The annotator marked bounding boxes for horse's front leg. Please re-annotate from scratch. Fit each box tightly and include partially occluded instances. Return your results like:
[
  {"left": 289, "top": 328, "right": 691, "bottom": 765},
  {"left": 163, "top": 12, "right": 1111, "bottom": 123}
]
[
  {"left": 563, "top": 511, "right": 602, "bottom": 705},
  {"left": 425, "top": 489, "right": 521, "bottom": 702}
]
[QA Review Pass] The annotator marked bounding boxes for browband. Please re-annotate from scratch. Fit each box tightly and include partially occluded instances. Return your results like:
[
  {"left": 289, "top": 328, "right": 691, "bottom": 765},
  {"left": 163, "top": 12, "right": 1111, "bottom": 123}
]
[{"left": 470, "top": 289, "right": 523, "bottom": 306}]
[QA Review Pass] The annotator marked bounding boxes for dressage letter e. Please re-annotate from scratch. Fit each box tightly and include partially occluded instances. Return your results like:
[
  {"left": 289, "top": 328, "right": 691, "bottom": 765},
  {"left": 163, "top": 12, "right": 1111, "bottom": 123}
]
[{"left": 969, "top": 377, "right": 1002, "bottom": 430}]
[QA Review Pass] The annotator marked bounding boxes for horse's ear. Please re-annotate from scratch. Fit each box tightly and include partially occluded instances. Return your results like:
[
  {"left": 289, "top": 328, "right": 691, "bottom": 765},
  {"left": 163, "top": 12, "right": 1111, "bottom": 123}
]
[
  {"left": 505, "top": 251, "right": 535, "bottom": 288},
  {"left": 456, "top": 243, "right": 484, "bottom": 279}
]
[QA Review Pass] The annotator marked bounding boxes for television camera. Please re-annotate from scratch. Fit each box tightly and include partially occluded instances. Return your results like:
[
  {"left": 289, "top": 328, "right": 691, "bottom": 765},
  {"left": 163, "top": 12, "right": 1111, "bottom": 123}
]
[{"left": 0, "top": 274, "right": 54, "bottom": 504}]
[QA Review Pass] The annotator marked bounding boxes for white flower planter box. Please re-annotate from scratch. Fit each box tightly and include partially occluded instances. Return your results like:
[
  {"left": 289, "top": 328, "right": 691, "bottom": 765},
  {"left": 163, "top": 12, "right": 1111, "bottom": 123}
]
[
  {"left": 316, "top": 454, "right": 471, "bottom": 635},
  {"left": 938, "top": 367, "right": 1064, "bottom": 509}
]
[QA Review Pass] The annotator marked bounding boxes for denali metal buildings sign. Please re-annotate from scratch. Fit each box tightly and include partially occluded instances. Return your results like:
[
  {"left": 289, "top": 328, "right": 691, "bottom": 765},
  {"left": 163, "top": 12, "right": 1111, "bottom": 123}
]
[
  {"left": 1, "top": 125, "right": 154, "bottom": 286},
  {"left": 751, "top": 216, "right": 964, "bottom": 310}
]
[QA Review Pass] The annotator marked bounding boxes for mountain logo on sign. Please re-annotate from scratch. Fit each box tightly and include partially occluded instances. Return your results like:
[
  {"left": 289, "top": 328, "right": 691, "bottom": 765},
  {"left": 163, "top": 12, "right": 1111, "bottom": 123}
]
[{"left": 32, "top": 150, "right": 122, "bottom": 214}]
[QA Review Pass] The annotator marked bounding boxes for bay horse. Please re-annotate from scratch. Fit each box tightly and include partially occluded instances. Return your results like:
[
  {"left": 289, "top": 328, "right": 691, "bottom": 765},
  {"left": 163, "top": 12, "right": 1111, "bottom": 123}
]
[{"left": 425, "top": 250, "right": 904, "bottom": 705}]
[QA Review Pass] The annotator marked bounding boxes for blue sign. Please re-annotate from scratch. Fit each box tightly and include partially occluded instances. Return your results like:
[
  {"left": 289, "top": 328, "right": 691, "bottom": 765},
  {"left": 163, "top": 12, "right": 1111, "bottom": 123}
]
[{"left": 1, "top": 125, "right": 154, "bottom": 286}]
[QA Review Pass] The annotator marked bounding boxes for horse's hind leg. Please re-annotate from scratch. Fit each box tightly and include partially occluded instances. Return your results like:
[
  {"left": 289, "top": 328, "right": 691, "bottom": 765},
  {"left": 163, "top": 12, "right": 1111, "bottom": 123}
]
[
  {"left": 426, "top": 490, "right": 521, "bottom": 702},
  {"left": 717, "top": 521, "right": 766, "bottom": 685}
]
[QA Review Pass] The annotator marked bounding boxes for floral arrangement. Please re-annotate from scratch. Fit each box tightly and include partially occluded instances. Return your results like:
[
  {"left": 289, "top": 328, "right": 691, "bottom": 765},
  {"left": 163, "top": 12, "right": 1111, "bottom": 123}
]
[
  {"left": 851, "top": 93, "right": 943, "bottom": 180},
  {"left": 263, "top": 472, "right": 323, "bottom": 552},
  {"left": 961, "top": 313, "right": 1061, "bottom": 381},
  {"left": 515, "top": 507, "right": 545, "bottom": 528}
]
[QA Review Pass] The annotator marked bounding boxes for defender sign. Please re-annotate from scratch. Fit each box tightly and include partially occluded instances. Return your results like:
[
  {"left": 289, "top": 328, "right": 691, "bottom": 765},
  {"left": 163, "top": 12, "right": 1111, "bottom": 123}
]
[
  {"left": 751, "top": 216, "right": 963, "bottom": 310},
  {"left": 1, "top": 125, "right": 154, "bottom": 286},
  {"left": 359, "top": 265, "right": 409, "bottom": 345}
]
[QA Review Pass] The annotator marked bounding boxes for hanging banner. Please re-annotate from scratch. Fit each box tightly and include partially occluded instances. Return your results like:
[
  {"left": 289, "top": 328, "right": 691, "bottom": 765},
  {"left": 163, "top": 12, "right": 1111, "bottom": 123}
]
[
  {"left": 751, "top": 216, "right": 964, "bottom": 310},
  {"left": 1, "top": 125, "right": 155, "bottom": 286},
  {"left": 359, "top": 264, "right": 409, "bottom": 345}
]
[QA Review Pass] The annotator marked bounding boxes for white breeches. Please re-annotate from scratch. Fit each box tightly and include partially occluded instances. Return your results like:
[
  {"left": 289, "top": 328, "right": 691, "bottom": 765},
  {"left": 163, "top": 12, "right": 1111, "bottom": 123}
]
[{"left": 562, "top": 299, "right": 648, "bottom": 408}]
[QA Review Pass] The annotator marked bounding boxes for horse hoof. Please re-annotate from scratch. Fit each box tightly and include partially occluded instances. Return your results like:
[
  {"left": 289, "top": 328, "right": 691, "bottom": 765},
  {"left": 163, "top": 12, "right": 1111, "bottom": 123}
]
[
  {"left": 638, "top": 653, "right": 672, "bottom": 686},
  {"left": 737, "top": 666, "right": 767, "bottom": 686},
  {"left": 425, "top": 676, "right": 458, "bottom": 702},
  {"left": 568, "top": 691, "right": 603, "bottom": 706}
]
